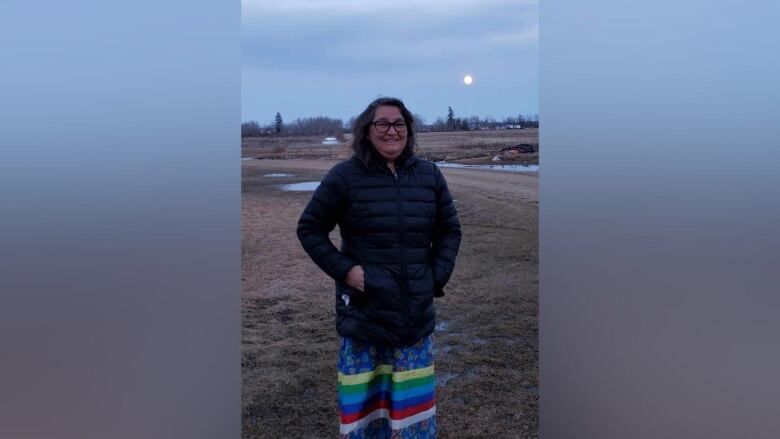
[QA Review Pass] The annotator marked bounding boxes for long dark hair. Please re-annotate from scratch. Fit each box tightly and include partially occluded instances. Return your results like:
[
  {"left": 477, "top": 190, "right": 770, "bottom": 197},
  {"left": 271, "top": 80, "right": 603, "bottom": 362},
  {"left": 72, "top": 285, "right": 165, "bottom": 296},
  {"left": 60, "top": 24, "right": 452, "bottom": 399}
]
[{"left": 351, "top": 97, "right": 416, "bottom": 166}]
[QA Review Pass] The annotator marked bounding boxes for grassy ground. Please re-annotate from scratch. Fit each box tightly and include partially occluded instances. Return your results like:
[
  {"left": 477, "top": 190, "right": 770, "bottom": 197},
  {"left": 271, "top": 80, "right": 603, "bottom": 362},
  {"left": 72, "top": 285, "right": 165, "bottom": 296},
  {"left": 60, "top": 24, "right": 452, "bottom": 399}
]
[
  {"left": 242, "top": 132, "right": 538, "bottom": 438},
  {"left": 241, "top": 129, "right": 539, "bottom": 165}
]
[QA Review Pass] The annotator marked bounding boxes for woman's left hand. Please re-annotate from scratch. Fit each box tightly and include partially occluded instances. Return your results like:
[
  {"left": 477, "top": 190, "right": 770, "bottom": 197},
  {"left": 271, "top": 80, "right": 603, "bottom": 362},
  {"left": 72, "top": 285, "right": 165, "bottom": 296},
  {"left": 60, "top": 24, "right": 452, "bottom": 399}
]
[{"left": 345, "top": 265, "right": 365, "bottom": 292}]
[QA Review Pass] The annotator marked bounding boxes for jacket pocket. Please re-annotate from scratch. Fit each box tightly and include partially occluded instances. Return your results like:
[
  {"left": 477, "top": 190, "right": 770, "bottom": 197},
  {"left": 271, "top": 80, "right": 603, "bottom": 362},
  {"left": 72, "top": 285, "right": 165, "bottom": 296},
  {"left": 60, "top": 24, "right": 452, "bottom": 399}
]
[
  {"left": 337, "top": 280, "right": 367, "bottom": 308},
  {"left": 363, "top": 264, "right": 402, "bottom": 311}
]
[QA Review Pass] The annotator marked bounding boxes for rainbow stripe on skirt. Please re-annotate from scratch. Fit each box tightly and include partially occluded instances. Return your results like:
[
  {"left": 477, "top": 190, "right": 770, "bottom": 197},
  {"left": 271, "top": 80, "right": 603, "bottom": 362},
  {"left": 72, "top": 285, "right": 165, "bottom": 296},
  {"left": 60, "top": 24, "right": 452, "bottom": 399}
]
[{"left": 338, "top": 335, "right": 436, "bottom": 438}]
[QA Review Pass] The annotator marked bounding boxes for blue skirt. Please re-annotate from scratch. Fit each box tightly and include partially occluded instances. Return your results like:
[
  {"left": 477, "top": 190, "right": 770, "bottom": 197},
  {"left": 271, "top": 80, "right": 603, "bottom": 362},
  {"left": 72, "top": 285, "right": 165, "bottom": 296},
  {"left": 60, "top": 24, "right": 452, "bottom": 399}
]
[{"left": 337, "top": 335, "right": 436, "bottom": 438}]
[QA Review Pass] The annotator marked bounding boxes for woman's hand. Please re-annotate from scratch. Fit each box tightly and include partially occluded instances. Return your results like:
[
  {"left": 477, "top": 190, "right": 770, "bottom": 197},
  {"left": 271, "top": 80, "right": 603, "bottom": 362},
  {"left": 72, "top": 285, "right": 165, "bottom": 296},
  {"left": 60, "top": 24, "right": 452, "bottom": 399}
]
[{"left": 345, "top": 265, "right": 365, "bottom": 292}]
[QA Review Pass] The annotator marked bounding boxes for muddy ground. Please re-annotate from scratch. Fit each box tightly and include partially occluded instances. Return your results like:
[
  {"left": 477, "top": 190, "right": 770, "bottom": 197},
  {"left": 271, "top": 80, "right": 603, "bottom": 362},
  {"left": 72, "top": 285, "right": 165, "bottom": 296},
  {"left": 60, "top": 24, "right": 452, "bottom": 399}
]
[{"left": 242, "top": 158, "right": 538, "bottom": 438}]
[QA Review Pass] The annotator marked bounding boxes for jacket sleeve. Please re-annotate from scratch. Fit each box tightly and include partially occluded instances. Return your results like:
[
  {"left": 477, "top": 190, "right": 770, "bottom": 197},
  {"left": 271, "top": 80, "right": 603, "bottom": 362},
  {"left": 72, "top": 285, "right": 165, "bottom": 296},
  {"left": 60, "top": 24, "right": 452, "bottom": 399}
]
[
  {"left": 296, "top": 166, "right": 358, "bottom": 282},
  {"left": 431, "top": 164, "right": 462, "bottom": 296}
]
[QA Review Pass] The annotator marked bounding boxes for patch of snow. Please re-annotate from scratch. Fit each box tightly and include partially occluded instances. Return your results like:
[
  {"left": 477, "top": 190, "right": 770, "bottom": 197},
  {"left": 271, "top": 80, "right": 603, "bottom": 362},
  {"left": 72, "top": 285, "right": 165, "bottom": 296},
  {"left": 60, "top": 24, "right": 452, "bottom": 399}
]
[
  {"left": 435, "top": 320, "right": 450, "bottom": 331},
  {"left": 433, "top": 344, "right": 455, "bottom": 355},
  {"left": 280, "top": 181, "right": 320, "bottom": 191},
  {"left": 435, "top": 162, "right": 539, "bottom": 172},
  {"left": 437, "top": 372, "right": 459, "bottom": 387}
]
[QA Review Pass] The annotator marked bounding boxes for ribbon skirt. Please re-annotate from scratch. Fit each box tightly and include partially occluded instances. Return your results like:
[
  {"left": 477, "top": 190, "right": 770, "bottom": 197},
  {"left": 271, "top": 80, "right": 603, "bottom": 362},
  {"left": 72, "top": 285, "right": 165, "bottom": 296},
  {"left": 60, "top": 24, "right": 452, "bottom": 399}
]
[{"left": 338, "top": 335, "right": 436, "bottom": 438}]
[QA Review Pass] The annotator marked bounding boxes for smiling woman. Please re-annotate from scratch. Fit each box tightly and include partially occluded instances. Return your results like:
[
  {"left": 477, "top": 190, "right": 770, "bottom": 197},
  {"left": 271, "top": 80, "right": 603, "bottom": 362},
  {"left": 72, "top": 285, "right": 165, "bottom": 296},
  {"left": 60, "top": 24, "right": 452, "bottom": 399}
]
[
  {"left": 368, "top": 106, "right": 408, "bottom": 170},
  {"left": 242, "top": 0, "right": 540, "bottom": 436},
  {"left": 297, "top": 97, "right": 462, "bottom": 438}
]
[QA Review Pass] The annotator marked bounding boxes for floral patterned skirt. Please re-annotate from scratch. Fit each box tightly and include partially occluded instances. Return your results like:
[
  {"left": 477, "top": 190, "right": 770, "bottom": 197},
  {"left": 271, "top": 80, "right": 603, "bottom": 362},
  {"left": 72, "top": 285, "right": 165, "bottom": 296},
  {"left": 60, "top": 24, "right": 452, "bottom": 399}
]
[{"left": 338, "top": 335, "right": 436, "bottom": 438}]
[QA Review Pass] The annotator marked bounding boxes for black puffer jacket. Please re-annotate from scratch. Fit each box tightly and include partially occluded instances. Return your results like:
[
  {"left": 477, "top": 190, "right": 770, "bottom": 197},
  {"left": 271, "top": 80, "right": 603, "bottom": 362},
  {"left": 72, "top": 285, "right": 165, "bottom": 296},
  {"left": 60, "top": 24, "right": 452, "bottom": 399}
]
[{"left": 297, "top": 155, "right": 461, "bottom": 347}]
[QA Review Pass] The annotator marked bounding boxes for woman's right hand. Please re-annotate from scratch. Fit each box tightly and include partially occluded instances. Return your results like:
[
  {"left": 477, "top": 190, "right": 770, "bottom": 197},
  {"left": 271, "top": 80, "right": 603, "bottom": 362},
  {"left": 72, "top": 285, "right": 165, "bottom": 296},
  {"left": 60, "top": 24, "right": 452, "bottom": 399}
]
[{"left": 345, "top": 265, "right": 365, "bottom": 292}]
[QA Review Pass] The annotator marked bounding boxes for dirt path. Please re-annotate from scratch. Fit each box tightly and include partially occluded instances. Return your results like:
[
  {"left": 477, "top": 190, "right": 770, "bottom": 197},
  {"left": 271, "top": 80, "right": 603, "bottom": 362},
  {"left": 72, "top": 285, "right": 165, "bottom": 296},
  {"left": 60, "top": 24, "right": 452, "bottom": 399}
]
[{"left": 242, "top": 159, "right": 538, "bottom": 438}]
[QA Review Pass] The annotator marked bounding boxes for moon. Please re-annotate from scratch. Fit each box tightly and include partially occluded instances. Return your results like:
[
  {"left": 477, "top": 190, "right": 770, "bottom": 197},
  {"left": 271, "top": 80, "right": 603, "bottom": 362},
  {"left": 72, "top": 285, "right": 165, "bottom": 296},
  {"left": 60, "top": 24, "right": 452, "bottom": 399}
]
[{"left": 463, "top": 75, "right": 473, "bottom": 85}]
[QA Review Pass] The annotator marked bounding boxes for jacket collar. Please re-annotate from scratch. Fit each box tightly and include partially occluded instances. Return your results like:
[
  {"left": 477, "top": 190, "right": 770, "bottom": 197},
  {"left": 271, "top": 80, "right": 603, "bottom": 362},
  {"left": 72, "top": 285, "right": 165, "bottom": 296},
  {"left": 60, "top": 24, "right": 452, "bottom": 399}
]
[{"left": 353, "top": 153, "right": 418, "bottom": 174}]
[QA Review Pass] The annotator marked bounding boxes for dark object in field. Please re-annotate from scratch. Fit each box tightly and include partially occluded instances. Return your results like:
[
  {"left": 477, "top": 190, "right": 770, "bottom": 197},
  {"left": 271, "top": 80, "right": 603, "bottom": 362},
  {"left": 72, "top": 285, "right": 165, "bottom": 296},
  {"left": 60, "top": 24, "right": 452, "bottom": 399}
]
[{"left": 500, "top": 144, "right": 537, "bottom": 154}]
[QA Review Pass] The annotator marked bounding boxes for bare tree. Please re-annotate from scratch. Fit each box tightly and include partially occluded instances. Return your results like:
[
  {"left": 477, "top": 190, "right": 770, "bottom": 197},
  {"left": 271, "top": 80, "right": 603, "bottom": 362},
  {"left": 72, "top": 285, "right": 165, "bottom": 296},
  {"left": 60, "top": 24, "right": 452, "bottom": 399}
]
[
  {"left": 432, "top": 117, "right": 446, "bottom": 132},
  {"left": 241, "top": 120, "right": 262, "bottom": 137},
  {"left": 412, "top": 113, "right": 427, "bottom": 131},
  {"left": 345, "top": 116, "right": 357, "bottom": 132},
  {"left": 522, "top": 113, "right": 539, "bottom": 127},
  {"left": 286, "top": 116, "right": 344, "bottom": 136}
]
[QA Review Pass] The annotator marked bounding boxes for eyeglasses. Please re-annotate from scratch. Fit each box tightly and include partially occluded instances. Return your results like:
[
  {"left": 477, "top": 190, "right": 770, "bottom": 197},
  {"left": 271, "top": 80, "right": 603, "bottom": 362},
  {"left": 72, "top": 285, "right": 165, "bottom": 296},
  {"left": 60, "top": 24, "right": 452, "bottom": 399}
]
[{"left": 371, "top": 120, "right": 408, "bottom": 133}]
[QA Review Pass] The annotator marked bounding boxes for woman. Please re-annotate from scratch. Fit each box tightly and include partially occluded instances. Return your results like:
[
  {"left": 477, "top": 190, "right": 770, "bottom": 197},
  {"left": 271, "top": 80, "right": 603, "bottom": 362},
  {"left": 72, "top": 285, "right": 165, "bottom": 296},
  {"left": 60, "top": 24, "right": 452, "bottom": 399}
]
[{"left": 297, "top": 97, "right": 461, "bottom": 438}]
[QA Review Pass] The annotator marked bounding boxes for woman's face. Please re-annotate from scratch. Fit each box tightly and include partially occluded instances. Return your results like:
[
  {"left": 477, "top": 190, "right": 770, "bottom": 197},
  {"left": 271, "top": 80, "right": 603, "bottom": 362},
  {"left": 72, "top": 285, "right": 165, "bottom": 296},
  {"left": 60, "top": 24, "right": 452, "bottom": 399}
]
[{"left": 369, "top": 105, "right": 407, "bottom": 163}]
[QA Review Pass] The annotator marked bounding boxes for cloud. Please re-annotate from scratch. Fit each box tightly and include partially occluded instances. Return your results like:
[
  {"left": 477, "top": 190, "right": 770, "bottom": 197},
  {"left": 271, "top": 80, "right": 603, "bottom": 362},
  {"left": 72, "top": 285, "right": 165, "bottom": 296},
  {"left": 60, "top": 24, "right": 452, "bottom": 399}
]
[
  {"left": 317, "top": 22, "right": 538, "bottom": 67},
  {"left": 240, "top": 0, "right": 539, "bottom": 121},
  {"left": 241, "top": 0, "right": 538, "bottom": 73},
  {"left": 242, "top": 0, "right": 537, "bottom": 18},
  {"left": 483, "top": 26, "right": 539, "bottom": 46}
]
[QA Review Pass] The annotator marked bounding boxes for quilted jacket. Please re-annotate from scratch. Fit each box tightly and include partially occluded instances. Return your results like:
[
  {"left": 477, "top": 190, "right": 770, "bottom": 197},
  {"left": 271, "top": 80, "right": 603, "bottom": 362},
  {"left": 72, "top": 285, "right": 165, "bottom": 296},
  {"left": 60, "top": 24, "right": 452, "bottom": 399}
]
[{"left": 297, "top": 155, "right": 461, "bottom": 347}]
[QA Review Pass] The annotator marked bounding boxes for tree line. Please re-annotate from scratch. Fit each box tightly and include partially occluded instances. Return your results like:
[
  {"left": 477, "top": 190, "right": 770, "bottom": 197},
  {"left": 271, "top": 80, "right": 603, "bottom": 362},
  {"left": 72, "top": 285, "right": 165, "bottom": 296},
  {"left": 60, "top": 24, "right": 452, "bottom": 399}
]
[
  {"left": 426, "top": 107, "right": 539, "bottom": 132},
  {"left": 241, "top": 112, "right": 345, "bottom": 138},
  {"left": 242, "top": 107, "right": 538, "bottom": 137}
]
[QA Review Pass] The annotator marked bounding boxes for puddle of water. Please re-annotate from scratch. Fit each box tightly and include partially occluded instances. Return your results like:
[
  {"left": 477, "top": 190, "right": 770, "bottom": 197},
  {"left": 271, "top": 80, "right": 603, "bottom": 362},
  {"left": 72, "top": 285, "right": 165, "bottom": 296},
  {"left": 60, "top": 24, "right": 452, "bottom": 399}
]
[
  {"left": 470, "top": 337, "right": 489, "bottom": 346},
  {"left": 435, "top": 320, "right": 450, "bottom": 331},
  {"left": 435, "top": 162, "right": 539, "bottom": 172},
  {"left": 432, "top": 344, "right": 454, "bottom": 355},
  {"left": 437, "top": 372, "right": 459, "bottom": 387},
  {"left": 280, "top": 181, "right": 320, "bottom": 191},
  {"left": 241, "top": 157, "right": 258, "bottom": 161},
  {"left": 264, "top": 173, "right": 293, "bottom": 177},
  {"left": 521, "top": 384, "right": 539, "bottom": 395},
  {"left": 514, "top": 335, "right": 537, "bottom": 346}
]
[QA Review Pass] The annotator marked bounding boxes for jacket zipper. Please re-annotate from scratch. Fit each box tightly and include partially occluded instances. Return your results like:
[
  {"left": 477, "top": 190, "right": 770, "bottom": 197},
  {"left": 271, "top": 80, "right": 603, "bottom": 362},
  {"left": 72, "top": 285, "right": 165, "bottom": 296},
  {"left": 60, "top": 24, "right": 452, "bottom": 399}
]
[{"left": 392, "top": 169, "right": 410, "bottom": 332}]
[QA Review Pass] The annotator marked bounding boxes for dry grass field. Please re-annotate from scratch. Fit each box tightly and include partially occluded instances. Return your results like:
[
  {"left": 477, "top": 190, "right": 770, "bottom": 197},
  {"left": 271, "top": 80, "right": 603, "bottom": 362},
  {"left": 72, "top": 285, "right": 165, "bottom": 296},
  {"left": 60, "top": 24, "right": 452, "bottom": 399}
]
[
  {"left": 242, "top": 129, "right": 539, "bottom": 165},
  {"left": 242, "top": 131, "right": 538, "bottom": 438}
]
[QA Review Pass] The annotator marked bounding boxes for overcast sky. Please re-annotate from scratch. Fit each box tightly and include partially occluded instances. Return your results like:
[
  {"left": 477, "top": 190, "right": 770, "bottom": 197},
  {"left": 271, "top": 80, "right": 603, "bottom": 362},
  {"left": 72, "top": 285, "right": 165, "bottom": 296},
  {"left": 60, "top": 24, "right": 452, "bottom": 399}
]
[{"left": 242, "top": 0, "right": 538, "bottom": 125}]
